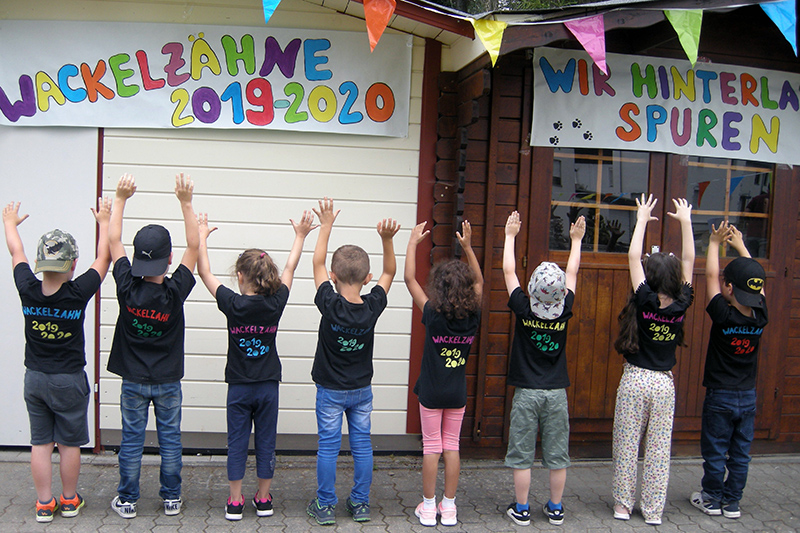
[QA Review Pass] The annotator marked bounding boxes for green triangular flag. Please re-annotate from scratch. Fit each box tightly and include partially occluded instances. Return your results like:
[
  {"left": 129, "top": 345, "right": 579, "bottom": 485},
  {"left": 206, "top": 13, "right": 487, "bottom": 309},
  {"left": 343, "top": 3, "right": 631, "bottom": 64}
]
[{"left": 665, "top": 10, "right": 703, "bottom": 66}]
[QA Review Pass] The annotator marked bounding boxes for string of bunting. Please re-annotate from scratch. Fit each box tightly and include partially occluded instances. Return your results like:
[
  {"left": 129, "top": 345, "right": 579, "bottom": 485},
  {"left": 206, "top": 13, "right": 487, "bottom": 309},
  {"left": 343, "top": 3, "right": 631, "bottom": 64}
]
[{"left": 260, "top": 0, "right": 795, "bottom": 62}]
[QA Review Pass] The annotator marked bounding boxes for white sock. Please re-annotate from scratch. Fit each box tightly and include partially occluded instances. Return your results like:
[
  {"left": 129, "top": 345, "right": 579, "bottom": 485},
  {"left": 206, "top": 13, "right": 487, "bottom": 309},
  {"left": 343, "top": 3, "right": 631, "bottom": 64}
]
[
  {"left": 423, "top": 496, "right": 436, "bottom": 510},
  {"left": 441, "top": 496, "right": 456, "bottom": 509}
]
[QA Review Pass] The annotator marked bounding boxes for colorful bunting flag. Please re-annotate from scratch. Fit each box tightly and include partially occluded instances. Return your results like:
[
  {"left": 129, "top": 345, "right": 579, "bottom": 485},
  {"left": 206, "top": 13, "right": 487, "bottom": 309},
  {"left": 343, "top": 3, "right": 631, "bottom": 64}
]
[
  {"left": 697, "top": 180, "right": 711, "bottom": 205},
  {"left": 470, "top": 18, "right": 508, "bottom": 67},
  {"left": 564, "top": 15, "right": 608, "bottom": 74},
  {"left": 762, "top": 0, "right": 797, "bottom": 55},
  {"left": 364, "top": 0, "right": 397, "bottom": 52},
  {"left": 730, "top": 176, "right": 745, "bottom": 198},
  {"left": 261, "top": 0, "right": 281, "bottom": 25},
  {"left": 665, "top": 10, "right": 703, "bottom": 66}
]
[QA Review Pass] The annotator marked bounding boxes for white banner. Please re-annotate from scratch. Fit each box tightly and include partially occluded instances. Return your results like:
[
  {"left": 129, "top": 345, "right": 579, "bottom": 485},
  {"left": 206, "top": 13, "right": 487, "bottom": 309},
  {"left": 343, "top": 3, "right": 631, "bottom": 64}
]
[
  {"left": 0, "top": 21, "right": 412, "bottom": 136},
  {"left": 532, "top": 48, "right": 800, "bottom": 165}
]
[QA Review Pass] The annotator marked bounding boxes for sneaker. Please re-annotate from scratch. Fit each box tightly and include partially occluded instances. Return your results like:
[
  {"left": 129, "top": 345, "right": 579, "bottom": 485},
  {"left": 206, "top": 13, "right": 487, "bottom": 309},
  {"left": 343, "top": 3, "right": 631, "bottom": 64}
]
[
  {"left": 346, "top": 498, "right": 371, "bottom": 522},
  {"left": 722, "top": 501, "right": 741, "bottom": 519},
  {"left": 690, "top": 491, "right": 721, "bottom": 516},
  {"left": 226, "top": 496, "right": 244, "bottom": 521},
  {"left": 613, "top": 505, "right": 630, "bottom": 520},
  {"left": 60, "top": 493, "right": 84, "bottom": 518},
  {"left": 111, "top": 495, "right": 137, "bottom": 519},
  {"left": 253, "top": 492, "right": 274, "bottom": 517},
  {"left": 438, "top": 501, "right": 457, "bottom": 526},
  {"left": 506, "top": 502, "right": 531, "bottom": 526},
  {"left": 543, "top": 501, "right": 564, "bottom": 525},
  {"left": 645, "top": 516, "right": 662, "bottom": 526},
  {"left": 307, "top": 498, "right": 336, "bottom": 526},
  {"left": 415, "top": 501, "right": 437, "bottom": 527},
  {"left": 35, "top": 497, "right": 59, "bottom": 523},
  {"left": 164, "top": 497, "right": 182, "bottom": 516}
]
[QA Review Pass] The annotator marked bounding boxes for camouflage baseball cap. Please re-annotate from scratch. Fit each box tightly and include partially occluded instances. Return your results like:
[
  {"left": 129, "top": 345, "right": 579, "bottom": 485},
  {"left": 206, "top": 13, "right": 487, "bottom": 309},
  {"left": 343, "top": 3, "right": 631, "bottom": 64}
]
[{"left": 34, "top": 229, "right": 79, "bottom": 273}]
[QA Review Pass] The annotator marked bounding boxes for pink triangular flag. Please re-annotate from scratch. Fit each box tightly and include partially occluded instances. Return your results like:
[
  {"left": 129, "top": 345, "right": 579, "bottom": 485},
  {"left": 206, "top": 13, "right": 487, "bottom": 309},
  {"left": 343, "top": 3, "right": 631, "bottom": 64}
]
[
  {"left": 364, "top": 0, "right": 396, "bottom": 52},
  {"left": 564, "top": 15, "right": 607, "bottom": 74}
]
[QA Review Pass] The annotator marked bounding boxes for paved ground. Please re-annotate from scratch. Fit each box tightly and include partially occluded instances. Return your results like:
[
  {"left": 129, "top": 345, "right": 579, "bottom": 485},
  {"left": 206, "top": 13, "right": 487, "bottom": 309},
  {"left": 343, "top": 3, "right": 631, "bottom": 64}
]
[{"left": 0, "top": 450, "right": 798, "bottom": 531}]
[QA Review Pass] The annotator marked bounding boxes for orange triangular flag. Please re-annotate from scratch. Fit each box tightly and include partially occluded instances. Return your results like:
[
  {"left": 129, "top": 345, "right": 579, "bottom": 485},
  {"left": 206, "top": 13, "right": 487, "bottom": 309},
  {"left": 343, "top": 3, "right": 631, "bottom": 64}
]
[{"left": 364, "top": 0, "right": 397, "bottom": 52}]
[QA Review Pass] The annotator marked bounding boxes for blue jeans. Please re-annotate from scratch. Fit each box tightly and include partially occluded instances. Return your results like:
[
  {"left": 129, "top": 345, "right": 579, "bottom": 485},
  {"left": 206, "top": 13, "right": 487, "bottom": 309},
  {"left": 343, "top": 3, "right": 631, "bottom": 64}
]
[
  {"left": 118, "top": 380, "right": 183, "bottom": 502},
  {"left": 700, "top": 388, "right": 756, "bottom": 504},
  {"left": 315, "top": 384, "right": 373, "bottom": 506},
  {"left": 227, "top": 381, "right": 279, "bottom": 481}
]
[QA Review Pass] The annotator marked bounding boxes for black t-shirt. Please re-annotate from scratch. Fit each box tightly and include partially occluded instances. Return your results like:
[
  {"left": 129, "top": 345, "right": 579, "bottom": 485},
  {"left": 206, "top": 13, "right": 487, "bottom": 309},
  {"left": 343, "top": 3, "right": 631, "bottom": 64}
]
[
  {"left": 625, "top": 282, "right": 694, "bottom": 371},
  {"left": 14, "top": 263, "right": 101, "bottom": 374},
  {"left": 216, "top": 284, "right": 289, "bottom": 384},
  {"left": 507, "top": 287, "right": 573, "bottom": 390},
  {"left": 311, "top": 282, "right": 387, "bottom": 390},
  {"left": 703, "top": 293, "right": 768, "bottom": 390},
  {"left": 413, "top": 302, "right": 480, "bottom": 409},
  {"left": 106, "top": 257, "right": 196, "bottom": 384}
]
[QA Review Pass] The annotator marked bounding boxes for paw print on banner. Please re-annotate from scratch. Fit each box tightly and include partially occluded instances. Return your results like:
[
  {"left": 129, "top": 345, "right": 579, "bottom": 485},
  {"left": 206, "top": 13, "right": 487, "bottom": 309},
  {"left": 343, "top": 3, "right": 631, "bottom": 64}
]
[
  {"left": 549, "top": 136, "right": 559, "bottom": 145},
  {"left": 584, "top": 131, "right": 593, "bottom": 140},
  {"left": 553, "top": 121, "right": 563, "bottom": 131},
  {"left": 572, "top": 119, "right": 582, "bottom": 129}
]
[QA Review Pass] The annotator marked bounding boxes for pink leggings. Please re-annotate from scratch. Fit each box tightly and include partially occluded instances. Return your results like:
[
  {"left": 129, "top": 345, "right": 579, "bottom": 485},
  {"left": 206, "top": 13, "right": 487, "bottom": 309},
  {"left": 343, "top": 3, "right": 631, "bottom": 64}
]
[{"left": 419, "top": 405, "right": 466, "bottom": 454}]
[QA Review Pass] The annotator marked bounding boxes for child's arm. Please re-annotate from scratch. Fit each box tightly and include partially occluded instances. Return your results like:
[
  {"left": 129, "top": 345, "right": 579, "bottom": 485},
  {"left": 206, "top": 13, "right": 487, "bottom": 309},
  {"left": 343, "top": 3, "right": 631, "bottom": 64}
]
[
  {"left": 628, "top": 194, "right": 658, "bottom": 290},
  {"left": 456, "top": 219, "right": 484, "bottom": 298},
  {"left": 706, "top": 221, "right": 732, "bottom": 301},
  {"left": 727, "top": 224, "right": 751, "bottom": 259},
  {"left": 404, "top": 221, "right": 430, "bottom": 310},
  {"left": 196, "top": 213, "right": 221, "bottom": 298},
  {"left": 89, "top": 196, "right": 113, "bottom": 280},
  {"left": 667, "top": 197, "right": 695, "bottom": 284},
  {"left": 503, "top": 211, "right": 522, "bottom": 296},
  {"left": 175, "top": 173, "right": 199, "bottom": 271},
  {"left": 281, "top": 210, "right": 318, "bottom": 291},
  {"left": 376, "top": 218, "right": 401, "bottom": 294},
  {"left": 311, "top": 197, "right": 339, "bottom": 289},
  {"left": 2, "top": 202, "right": 29, "bottom": 268},
  {"left": 565, "top": 215, "right": 586, "bottom": 293},
  {"left": 109, "top": 174, "right": 136, "bottom": 263}
]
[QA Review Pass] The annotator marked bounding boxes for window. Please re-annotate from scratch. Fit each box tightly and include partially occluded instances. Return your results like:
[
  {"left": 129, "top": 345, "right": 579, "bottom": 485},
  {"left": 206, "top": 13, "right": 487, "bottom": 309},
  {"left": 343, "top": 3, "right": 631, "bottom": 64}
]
[
  {"left": 550, "top": 149, "right": 648, "bottom": 253},
  {"left": 687, "top": 157, "right": 773, "bottom": 259}
]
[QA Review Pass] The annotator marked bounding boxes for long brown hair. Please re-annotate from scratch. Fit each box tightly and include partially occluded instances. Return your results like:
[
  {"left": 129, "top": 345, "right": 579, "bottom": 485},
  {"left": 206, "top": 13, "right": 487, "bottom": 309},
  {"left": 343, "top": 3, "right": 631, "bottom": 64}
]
[
  {"left": 235, "top": 249, "right": 281, "bottom": 296},
  {"left": 427, "top": 259, "right": 481, "bottom": 320},
  {"left": 614, "top": 252, "right": 688, "bottom": 355}
]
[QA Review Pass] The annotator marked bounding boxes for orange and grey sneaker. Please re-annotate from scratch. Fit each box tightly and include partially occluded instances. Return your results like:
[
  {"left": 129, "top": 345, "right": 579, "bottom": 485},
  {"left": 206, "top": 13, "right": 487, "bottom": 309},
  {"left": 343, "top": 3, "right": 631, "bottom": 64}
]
[
  {"left": 36, "top": 497, "right": 59, "bottom": 523},
  {"left": 60, "top": 493, "right": 85, "bottom": 518}
]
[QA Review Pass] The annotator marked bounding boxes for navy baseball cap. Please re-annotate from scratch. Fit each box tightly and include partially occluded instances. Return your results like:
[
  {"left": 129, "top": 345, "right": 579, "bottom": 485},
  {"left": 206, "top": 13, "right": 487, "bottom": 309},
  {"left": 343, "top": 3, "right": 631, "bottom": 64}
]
[{"left": 131, "top": 224, "right": 171, "bottom": 277}]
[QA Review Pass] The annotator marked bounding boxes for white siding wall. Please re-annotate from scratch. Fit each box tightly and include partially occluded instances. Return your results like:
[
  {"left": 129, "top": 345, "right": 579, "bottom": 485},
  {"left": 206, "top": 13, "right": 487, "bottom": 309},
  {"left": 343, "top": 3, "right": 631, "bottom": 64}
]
[{"left": 2, "top": 0, "right": 423, "bottom": 436}]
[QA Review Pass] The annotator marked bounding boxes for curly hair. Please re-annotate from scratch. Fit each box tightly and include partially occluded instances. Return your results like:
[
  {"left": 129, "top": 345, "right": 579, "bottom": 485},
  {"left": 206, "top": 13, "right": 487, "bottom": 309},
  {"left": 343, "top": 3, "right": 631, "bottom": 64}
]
[
  {"left": 614, "top": 252, "right": 688, "bottom": 355},
  {"left": 427, "top": 259, "right": 481, "bottom": 320},
  {"left": 235, "top": 248, "right": 281, "bottom": 296},
  {"left": 331, "top": 245, "right": 370, "bottom": 285}
]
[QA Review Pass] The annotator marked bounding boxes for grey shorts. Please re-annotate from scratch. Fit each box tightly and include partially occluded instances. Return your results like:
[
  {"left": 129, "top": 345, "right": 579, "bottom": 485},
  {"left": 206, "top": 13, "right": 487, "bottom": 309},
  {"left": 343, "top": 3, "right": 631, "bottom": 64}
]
[
  {"left": 24, "top": 369, "right": 90, "bottom": 447},
  {"left": 504, "top": 387, "right": 571, "bottom": 470}
]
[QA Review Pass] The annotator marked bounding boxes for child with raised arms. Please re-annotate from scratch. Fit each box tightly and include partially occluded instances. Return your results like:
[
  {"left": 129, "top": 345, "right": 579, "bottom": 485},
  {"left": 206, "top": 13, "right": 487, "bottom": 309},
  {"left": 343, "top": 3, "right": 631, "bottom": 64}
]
[
  {"left": 404, "top": 220, "right": 483, "bottom": 527},
  {"left": 690, "top": 222, "right": 767, "bottom": 520},
  {"left": 612, "top": 195, "right": 695, "bottom": 526},
  {"left": 503, "top": 210, "right": 585, "bottom": 527},
  {"left": 196, "top": 210, "right": 317, "bottom": 521},
  {"left": 3, "top": 197, "right": 112, "bottom": 523}
]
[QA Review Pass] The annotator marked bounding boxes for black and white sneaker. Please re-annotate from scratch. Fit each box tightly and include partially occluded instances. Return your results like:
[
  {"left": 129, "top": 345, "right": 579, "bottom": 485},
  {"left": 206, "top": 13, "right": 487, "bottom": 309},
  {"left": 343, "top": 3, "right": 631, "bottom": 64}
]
[
  {"left": 111, "top": 496, "right": 137, "bottom": 519},
  {"left": 506, "top": 502, "right": 531, "bottom": 526},
  {"left": 225, "top": 496, "right": 244, "bottom": 521},
  {"left": 722, "top": 501, "right": 741, "bottom": 519},
  {"left": 543, "top": 502, "right": 565, "bottom": 525},
  {"left": 690, "top": 491, "right": 721, "bottom": 516},
  {"left": 253, "top": 493, "right": 274, "bottom": 517}
]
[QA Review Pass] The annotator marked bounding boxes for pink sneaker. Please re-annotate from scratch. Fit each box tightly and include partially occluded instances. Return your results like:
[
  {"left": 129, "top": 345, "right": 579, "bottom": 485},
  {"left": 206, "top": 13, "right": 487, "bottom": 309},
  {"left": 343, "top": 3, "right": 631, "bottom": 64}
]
[
  {"left": 438, "top": 501, "right": 458, "bottom": 526},
  {"left": 415, "top": 502, "right": 437, "bottom": 527}
]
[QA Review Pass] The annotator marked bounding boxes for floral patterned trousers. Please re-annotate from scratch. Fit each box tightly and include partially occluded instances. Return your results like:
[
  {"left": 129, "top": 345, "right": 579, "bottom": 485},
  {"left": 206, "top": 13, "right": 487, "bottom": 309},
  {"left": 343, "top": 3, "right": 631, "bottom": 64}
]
[{"left": 612, "top": 363, "right": 675, "bottom": 522}]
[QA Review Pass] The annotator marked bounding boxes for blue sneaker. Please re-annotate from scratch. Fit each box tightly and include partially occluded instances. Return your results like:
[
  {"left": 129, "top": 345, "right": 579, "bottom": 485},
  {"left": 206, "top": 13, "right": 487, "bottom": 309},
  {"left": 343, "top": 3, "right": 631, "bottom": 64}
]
[
  {"left": 723, "top": 500, "right": 741, "bottom": 519},
  {"left": 690, "top": 491, "right": 721, "bottom": 516},
  {"left": 346, "top": 498, "right": 370, "bottom": 522},
  {"left": 543, "top": 501, "right": 564, "bottom": 525},
  {"left": 506, "top": 502, "right": 530, "bottom": 526},
  {"left": 307, "top": 498, "right": 336, "bottom": 526}
]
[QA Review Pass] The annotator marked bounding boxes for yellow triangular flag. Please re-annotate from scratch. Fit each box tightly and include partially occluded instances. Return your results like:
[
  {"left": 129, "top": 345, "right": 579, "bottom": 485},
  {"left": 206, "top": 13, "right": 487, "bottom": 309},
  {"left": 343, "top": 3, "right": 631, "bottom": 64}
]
[
  {"left": 664, "top": 10, "right": 703, "bottom": 66},
  {"left": 470, "top": 18, "right": 507, "bottom": 67}
]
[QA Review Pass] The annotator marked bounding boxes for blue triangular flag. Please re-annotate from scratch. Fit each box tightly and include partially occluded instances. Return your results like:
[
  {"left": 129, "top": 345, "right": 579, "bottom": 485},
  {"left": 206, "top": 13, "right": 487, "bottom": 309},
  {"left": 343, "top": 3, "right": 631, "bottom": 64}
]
[
  {"left": 262, "top": 0, "right": 281, "bottom": 25},
  {"left": 762, "top": 0, "right": 797, "bottom": 55}
]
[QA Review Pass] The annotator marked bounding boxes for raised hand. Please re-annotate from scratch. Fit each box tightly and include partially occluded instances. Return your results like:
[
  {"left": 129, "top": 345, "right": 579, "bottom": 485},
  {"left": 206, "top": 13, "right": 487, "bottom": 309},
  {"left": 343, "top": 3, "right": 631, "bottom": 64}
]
[
  {"left": 116, "top": 173, "right": 136, "bottom": 199},
  {"left": 197, "top": 213, "right": 218, "bottom": 240},
  {"left": 313, "top": 197, "right": 340, "bottom": 228},
  {"left": 456, "top": 219, "right": 474, "bottom": 249},
  {"left": 667, "top": 197, "right": 692, "bottom": 224},
  {"left": 570, "top": 215, "right": 586, "bottom": 241},
  {"left": 409, "top": 221, "right": 430, "bottom": 246},
  {"left": 3, "top": 201, "right": 29, "bottom": 227},
  {"left": 174, "top": 173, "right": 194, "bottom": 204},
  {"left": 377, "top": 218, "right": 401, "bottom": 240},
  {"left": 290, "top": 210, "right": 318, "bottom": 237},
  {"left": 505, "top": 210, "right": 521, "bottom": 237},
  {"left": 635, "top": 193, "right": 658, "bottom": 223},
  {"left": 91, "top": 196, "right": 112, "bottom": 224}
]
